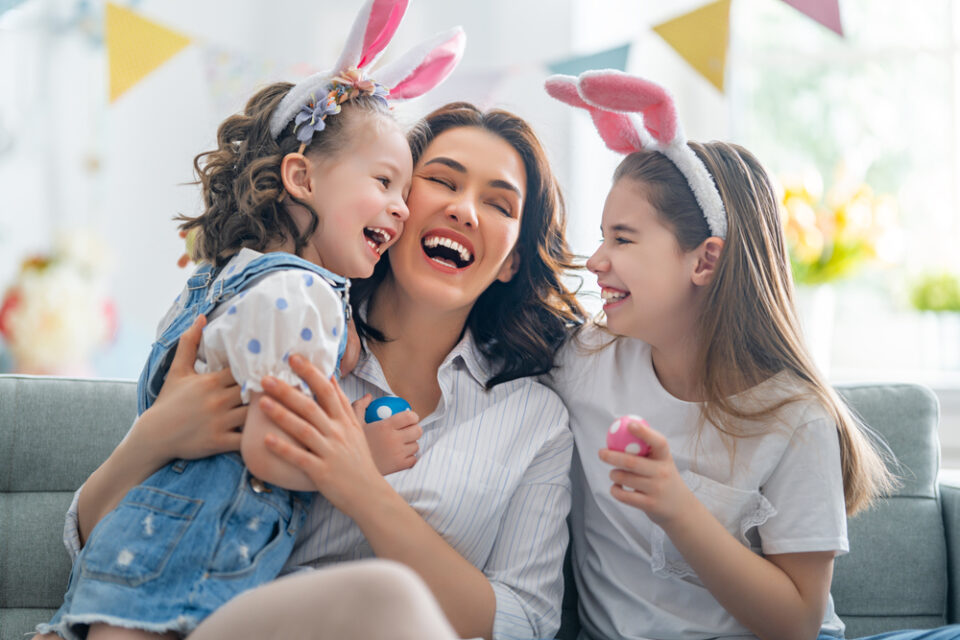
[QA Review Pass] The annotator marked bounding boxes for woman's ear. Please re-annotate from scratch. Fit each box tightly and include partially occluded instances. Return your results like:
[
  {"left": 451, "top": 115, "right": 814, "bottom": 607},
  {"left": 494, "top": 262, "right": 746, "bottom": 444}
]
[
  {"left": 691, "top": 236, "right": 723, "bottom": 286},
  {"left": 496, "top": 249, "right": 521, "bottom": 283},
  {"left": 280, "top": 153, "right": 311, "bottom": 201}
]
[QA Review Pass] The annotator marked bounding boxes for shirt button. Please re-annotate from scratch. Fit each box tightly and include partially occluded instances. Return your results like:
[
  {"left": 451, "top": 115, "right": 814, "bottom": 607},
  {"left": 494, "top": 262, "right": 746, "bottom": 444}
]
[{"left": 250, "top": 477, "right": 271, "bottom": 493}]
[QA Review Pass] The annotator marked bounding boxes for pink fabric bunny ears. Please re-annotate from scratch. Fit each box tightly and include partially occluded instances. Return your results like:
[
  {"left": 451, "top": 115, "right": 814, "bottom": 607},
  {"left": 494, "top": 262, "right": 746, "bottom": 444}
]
[
  {"left": 545, "top": 70, "right": 727, "bottom": 239},
  {"left": 269, "top": 0, "right": 465, "bottom": 141}
]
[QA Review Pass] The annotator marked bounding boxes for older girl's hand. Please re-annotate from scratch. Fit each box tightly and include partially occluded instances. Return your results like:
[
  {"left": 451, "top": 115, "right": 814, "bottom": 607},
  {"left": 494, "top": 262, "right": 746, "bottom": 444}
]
[
  {"left": 599, "top": 418, "right": 695, "bottom": 528},
  {"left": 132, "top": 315, "right": 245, "bottom": 463},
  {"left": 258, "top": 354, "right": 385, "bottom": 512}
]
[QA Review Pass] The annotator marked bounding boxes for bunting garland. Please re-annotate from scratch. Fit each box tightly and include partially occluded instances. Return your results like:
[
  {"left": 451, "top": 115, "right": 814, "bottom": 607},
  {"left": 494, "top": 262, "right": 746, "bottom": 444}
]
[
  {"left": 779, "top": 0, "right": 843, "bottom": 36},
  {"left": 653, "top": 0, "right": 731, "bottom": 93},
  {"left": 106, "top": 3, "right": 190, "bottom": 102},
  {"left": 88, "top": 0, "right": 843, "bottom": 105},
  {"left": 547, "top": 44, "right": 631, "bottom": 77}
]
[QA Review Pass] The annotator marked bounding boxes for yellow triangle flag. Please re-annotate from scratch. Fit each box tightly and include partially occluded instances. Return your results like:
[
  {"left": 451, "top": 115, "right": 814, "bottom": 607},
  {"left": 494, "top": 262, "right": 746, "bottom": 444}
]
[
  {"left": 106, "top": 3, "right": 191, "bottom": 102},
  {"left": 653, "top": 0, "right": 731, "bottom": 92}
]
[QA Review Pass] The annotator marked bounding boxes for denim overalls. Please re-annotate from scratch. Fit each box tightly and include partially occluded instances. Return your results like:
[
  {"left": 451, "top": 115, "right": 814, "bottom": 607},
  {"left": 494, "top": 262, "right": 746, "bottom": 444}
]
[{"left": 39, "top": 252, "right": 349, "bottom": 639}]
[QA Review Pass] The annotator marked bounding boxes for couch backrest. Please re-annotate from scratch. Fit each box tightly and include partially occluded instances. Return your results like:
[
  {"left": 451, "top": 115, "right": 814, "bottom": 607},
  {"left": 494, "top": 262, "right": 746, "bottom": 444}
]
[{"left": 0, "top": 375, "right": 137, "bottom": 640}]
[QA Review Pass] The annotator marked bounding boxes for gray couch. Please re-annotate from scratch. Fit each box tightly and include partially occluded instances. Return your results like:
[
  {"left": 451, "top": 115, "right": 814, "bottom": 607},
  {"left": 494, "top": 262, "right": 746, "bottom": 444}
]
[{"left": 1, "top": 375, "right": 958, "bottom": 640}]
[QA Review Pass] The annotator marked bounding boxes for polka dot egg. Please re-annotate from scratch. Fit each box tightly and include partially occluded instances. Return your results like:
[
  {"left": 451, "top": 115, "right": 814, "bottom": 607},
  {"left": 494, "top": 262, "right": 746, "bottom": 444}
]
[
  {"left": 606, "top": 415, "right": 651, "bottom": 456},
  {"left": 365, "top": 396, "right": 411, "bottom": 423}
]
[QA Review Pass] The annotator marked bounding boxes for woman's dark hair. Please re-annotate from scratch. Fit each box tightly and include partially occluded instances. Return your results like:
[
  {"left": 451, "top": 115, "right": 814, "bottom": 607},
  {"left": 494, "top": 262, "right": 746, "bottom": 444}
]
[
  {"left": 178, "top": 82, "right": 390, "bottom": 267},
  {"left": 352, "top": 101, "right": 586, "bottom": 388}
]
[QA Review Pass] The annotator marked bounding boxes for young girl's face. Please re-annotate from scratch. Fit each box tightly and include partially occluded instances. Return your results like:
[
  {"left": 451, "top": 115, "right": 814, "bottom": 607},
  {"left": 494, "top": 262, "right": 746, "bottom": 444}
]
[
  {"left": 306, "top": 115, "right": 413, "bottom": 278},
  {"left": 587, "top": 178, "right": 701, "bottom": 342}
]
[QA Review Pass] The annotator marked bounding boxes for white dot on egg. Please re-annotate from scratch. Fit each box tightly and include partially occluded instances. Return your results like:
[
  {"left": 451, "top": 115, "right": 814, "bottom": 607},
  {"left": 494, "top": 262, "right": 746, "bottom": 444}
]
[
  {"left": 625, "top": 443, "right": 641, "bottom": 455},
  {"left": 609, "top": 421, "right": 621, "bottom": 434},
  {"left": 376, "top": 406, "right": 393, "bottom": 420}
]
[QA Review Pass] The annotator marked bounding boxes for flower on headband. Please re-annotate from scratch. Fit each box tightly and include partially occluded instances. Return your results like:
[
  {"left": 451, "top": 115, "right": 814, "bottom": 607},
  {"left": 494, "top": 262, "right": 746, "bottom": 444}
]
[
  {"left": 293, "top": 93, "right": 342, "bottom": 143},
  {"left": 330, "top": 67, "right": 389, "bottom": 106}
]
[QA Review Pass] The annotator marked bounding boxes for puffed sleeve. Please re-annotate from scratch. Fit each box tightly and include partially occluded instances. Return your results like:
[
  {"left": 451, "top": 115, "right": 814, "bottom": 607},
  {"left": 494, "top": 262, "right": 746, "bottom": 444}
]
[{"left": 196, "top": 269, "right": 345, "bottom": 403}]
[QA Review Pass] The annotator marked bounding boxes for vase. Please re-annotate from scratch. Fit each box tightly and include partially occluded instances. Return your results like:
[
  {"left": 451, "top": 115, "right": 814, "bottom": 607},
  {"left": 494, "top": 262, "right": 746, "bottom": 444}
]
[
  {"left": 794, "top": 284, "right": 836, "bottom": 376},
  {"left": 919, "top": 311, "right": 960, "bottom": 372}
]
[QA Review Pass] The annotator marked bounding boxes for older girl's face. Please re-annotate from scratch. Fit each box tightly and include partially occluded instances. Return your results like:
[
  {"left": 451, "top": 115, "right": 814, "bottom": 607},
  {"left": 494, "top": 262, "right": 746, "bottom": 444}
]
[{"left": 386, "top": 126, "right": 526, "bottom": 314}]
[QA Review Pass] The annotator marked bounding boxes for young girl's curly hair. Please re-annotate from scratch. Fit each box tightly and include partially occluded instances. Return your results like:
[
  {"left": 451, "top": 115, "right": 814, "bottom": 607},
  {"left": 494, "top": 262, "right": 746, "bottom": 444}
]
[{"left": 178, "top": 82, "right": 390, "bottom": 267}]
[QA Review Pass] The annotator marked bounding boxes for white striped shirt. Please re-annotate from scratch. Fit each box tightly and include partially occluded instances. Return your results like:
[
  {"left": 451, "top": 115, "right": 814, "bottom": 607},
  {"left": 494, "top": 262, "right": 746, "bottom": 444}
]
[{"left": 63, "top": 330, "right": 573, "bottom": 640}]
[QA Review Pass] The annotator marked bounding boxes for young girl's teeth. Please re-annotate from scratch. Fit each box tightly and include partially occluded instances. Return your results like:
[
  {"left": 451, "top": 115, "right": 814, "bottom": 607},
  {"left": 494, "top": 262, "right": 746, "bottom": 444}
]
[{"left": 601, "top": 289, "right": 627, "bottom": 301}]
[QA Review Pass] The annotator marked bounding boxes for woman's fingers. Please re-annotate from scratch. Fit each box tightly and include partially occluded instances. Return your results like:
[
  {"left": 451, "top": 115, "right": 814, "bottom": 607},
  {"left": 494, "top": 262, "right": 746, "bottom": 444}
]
[
  {"left": 214, "top": 367, "right": 239, "bottom": 389},
  {"left": 288, "top": 355, "right": 342, "bottom": 417},
  {"left": 264, "top": 429, "right": 324, "bottom": 476},
  {"left": 261, "top": 375, "right": 328, "bottom": 430},
  {"left": 168, "top": 315, "right": 206, "bottom": 377},
  {"left": 259, "top": 395, "right": 326, "bottom": 452}
]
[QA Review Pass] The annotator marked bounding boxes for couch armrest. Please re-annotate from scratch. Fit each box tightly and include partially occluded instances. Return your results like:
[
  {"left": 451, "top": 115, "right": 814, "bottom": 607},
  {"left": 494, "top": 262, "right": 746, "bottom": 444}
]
[{"left": 942, "top": 482, "right": 960, "bottom": 624}]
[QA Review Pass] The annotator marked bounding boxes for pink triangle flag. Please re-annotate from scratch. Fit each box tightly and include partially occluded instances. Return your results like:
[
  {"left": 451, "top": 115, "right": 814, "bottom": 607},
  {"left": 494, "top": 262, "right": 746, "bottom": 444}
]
[{"left": 779, "top": 0, "right": 843, "bottom": 36}]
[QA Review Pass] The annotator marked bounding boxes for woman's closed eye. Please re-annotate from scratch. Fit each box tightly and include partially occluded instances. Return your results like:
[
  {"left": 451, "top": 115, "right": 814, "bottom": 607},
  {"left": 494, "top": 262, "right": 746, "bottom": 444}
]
[
  {"left": 425, "top": 175, "right": 455, "bottom": 190},
  {"left": 486, "top": 200, "right": 512, "bottom": 217},
  {"left": 376, "top": 176, "right": 391, "bottom": 188}
]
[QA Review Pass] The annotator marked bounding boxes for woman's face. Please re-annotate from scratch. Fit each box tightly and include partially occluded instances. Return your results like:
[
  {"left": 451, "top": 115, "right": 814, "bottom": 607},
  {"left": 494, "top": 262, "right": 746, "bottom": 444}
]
[{"left": 386, "top": 126, "right": 526, "bottom": 314}]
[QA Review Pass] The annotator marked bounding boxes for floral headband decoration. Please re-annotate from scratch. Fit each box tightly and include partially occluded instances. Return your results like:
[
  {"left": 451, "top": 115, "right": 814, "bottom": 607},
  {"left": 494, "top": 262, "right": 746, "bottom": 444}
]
[
  {"left": 545, "top": 70, "right": 727, "bottom": 239},
  {"left": 270, "top": 0, "right": 466, "bottom": 147}
]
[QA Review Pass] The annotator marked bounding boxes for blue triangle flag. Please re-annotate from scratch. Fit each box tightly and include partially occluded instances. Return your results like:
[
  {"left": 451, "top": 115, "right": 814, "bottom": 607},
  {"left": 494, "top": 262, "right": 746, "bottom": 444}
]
[{"left": 547, "top": 43, "right": 631, "bottom": 76}]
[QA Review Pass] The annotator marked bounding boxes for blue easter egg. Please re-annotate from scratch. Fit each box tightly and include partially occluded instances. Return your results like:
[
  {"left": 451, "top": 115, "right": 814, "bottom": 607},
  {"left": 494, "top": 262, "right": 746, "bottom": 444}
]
[{"left": 365, "top": 396, "right": 412, "bottom": 423}]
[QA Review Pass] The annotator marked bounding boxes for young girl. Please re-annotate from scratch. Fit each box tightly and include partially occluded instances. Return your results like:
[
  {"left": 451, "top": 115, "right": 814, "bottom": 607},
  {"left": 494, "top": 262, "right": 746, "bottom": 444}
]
[
  {"left": 546, "top": 71, "right": 958, "bottom": 640},
  {"left": 35, "top": 2, "right": 463, "bottom": 639}
]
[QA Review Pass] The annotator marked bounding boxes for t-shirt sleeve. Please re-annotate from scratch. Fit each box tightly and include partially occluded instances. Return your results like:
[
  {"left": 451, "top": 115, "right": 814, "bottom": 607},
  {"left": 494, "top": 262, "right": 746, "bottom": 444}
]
[
  {"left": 759, "top": 416, "right": 849, "bottom": 556},
  {"left": 197, "top": 269, "right": 345, "bottom": 403}
]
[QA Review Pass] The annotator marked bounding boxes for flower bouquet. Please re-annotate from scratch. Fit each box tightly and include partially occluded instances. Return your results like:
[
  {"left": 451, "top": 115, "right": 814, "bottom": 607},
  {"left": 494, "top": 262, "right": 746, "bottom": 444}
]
[
  {"left": 779, "top": 166, "right": 898, "bottom": 285},
  {"left": 0, "top": 232, "right": 116, "bottom": 375}
]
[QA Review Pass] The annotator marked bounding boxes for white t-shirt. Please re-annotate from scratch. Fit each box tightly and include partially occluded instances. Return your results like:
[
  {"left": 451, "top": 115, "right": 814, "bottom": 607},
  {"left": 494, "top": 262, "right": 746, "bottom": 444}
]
[
  {"left": 174, "top": 248, "right": 345, "bottom": 402},
  {"left": 547, "top": 324, "right": 848, "bottom": 640}
]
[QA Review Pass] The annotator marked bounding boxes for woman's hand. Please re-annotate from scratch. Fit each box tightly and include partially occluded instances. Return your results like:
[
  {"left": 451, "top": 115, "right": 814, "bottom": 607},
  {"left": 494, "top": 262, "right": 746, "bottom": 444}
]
[
  {"left": 132, "top": 315, "right": 245, "bottom": 463},
  {"left": 78, "top": 315, "right": 245, "bottom": 544},
  {"left": 258, "top": 354, "right": 386, "bottom": 512},
  {"left": 599, "top": 418, "right": 694, "bottom": 527}
]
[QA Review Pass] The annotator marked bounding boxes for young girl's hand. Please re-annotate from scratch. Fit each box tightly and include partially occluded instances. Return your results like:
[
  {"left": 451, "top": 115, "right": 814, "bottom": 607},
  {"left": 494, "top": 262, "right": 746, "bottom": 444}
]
[
  {"left": 599, "top": 418, "right": 695, "bottom": 528},
  {"left": 134, "top": 315, "right": 245, "bottom": 462}
]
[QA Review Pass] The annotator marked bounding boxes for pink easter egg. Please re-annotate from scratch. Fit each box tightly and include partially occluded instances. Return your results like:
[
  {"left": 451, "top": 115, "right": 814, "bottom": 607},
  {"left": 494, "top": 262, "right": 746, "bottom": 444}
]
[{"left": 606, "top": 415, "right": 651, "bottom": 456}]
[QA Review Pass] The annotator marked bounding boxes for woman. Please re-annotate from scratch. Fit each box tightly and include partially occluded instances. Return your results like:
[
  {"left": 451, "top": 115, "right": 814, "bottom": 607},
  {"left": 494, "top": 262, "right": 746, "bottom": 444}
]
[{"left": 56, "top": 103, "right": 585, "bottom": 640}]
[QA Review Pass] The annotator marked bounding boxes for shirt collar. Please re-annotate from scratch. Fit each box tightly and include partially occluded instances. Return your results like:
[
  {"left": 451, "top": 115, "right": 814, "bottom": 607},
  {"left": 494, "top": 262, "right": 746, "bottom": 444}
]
[{"left": 351, "top": 328, "right": 492, "bottom": 390}]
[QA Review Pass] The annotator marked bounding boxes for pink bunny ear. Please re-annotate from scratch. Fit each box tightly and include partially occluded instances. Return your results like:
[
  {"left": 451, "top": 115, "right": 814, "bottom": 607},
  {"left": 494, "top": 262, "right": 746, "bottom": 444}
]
[
  {"left": 577, "top": 70, "right": 677, "bottom": 146},
  {"left": 334, "top": 0, "right": 409, "bottom": 72},
  {"left": 376, "top": 27, "right": 465, "bottom": 100},
  {"left": 545, "top": 74, "right": 643, "bottom": 155}
]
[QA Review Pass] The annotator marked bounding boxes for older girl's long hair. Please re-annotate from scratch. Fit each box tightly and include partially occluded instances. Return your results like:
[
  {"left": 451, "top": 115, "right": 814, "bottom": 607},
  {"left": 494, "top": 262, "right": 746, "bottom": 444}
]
[
  {"left": 614, "top": 142, "right": 895, "bottom": 515},
  {"left": 352, "top": 102, "right": 586, "bottom": 388},
  {"left": 178, "top": 83, "right": 390, "bottom": 266}
]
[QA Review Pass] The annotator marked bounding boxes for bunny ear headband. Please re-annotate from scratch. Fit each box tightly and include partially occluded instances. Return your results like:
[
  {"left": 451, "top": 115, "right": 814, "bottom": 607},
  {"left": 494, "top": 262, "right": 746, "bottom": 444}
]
[
  {"left": 545, "top": 70, "right": 727, "bottom": 239},
  {"left": 269, "top": 0, "right": 465, "bottom": 145}
]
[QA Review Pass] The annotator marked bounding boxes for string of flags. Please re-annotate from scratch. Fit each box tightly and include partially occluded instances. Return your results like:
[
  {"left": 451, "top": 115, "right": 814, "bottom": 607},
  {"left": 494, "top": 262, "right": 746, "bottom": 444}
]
[{"left": 1, "top": 0, "right": 845, "bottom": 103}]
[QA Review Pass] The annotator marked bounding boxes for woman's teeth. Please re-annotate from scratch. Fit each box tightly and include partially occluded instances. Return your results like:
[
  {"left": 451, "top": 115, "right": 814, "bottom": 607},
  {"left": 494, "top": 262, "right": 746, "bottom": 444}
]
[{"left": 423, "top": 235, "right": 473, "bottom": 263}]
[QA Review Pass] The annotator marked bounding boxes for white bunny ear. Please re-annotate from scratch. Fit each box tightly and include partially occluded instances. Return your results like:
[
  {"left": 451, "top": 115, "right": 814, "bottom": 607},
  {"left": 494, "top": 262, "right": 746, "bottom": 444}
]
[
  {"left": 544, "top": 74, "right": 644, "bottom": 155},
  {"left": 375, "top": 27, "right": 465, "bottom": 100},
  {"left": 334, "top": 0, "right": 409, "bottom": 72}
]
